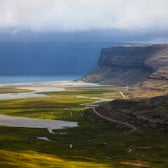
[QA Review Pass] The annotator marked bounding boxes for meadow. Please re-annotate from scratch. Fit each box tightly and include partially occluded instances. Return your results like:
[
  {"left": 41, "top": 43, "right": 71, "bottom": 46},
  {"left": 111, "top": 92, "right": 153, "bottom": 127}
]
[{"left": 0, "top": 85, "right": 167, "bottom": 168}]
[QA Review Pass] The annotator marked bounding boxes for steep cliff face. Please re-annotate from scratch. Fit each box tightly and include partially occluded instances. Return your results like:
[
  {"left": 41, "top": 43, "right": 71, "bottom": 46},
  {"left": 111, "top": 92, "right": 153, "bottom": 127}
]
[
  {"left": 82, "top": 44, "right": 168, "bottom": 85},
  {"left": 83, "top": 44, "right": 168, "bottom": 130}
]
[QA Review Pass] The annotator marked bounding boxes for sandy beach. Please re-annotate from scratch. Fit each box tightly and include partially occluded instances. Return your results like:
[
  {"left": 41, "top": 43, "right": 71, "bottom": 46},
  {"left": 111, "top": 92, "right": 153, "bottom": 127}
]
[{"left": 16, "top": 81, "right": 99, "bottom": 89}]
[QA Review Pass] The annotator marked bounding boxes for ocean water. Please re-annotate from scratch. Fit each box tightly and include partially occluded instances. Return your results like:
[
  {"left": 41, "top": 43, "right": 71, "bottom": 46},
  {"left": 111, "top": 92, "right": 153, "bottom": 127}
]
[
  {"left": 0, "top": 75, "right": 81, "bottom": 85},
  {"left": 0, "top": 42, "right": 126, "bottom": 76}
]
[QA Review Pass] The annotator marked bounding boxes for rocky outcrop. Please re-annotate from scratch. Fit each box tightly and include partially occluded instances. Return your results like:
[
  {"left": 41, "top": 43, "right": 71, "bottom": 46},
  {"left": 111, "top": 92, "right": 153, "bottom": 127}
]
[{"left": 82, "top": 44, "right": 168, "bottom": 85}]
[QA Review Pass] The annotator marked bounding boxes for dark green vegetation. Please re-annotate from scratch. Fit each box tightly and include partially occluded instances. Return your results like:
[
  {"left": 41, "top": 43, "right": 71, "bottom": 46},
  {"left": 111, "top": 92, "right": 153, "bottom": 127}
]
[
  {"left": 0, "top": 113, "right": 167, "bottom": 168},
  {"left": 0, "top": 86, "right": 167, "bottom": 167}
]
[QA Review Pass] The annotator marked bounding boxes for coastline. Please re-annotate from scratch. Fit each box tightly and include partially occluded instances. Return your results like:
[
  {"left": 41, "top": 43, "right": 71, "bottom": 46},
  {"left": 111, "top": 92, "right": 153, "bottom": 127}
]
[
  {"left": 0, "top": 81, "right": 100, "bottom": 89},
  {"left": 0, "top": 75, "right": 81, "bottom": 85}
]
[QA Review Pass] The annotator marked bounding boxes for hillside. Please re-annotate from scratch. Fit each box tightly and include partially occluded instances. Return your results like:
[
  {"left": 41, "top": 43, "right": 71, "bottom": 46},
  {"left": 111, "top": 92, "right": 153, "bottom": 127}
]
[
  {"left": 91, "top": 94, "right": 168, "bottom": 130},
  {"left": 82, "top": 44, "right": 168, "bottom": 87}
]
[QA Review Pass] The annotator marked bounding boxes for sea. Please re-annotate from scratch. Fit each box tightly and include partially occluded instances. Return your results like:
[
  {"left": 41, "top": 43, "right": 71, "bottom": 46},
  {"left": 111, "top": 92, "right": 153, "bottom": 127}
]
[{"left": 0, "top": 75, "right": 81, "bottom": 85}]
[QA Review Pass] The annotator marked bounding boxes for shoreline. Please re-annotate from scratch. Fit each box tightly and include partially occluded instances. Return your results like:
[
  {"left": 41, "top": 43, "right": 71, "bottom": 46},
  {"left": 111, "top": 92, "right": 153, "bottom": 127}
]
[
  {"left": 0, "top": 81, "right": 100, "bottom": 88},
  {"left": 0, "top": 80, "right": 72, "bottom": 87},
  {"left": 0, "top": 75, "right": 82, "bottom": 86}
]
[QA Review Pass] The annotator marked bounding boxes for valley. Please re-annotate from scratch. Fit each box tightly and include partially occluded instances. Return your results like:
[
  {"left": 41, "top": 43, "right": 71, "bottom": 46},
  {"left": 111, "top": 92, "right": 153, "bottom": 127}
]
[
  {"left": 0, "top": 1, "right": 168, "bottom": 167},
  {"left": 0, "top": 43, "right": 168, "bottom": 168},
  {"left": 0, "top": 82, "right": 167, "bottom": 168}
]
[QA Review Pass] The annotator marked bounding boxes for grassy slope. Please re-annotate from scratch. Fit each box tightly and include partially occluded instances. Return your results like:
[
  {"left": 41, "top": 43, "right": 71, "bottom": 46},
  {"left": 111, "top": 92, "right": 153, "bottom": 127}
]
[{"left": 0, "top": 86, "right": 167, "bottom": 168}]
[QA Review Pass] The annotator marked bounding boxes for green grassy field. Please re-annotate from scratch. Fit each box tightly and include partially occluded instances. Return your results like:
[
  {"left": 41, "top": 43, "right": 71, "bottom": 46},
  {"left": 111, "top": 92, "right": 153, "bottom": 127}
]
[
  {"left": 0, "top": 86, "right": 167, "bottom": 168},
  {"left": 0, "top": 86, "right": 123, "bottom": 120},
  {"left": 0, "top": 86, "right": 31, "bottom": 93}
]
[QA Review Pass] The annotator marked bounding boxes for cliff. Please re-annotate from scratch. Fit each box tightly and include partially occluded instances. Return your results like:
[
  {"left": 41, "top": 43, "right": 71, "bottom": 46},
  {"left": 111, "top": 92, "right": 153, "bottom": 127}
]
[
  {"left": 83, "top": 44, "right": 168, "bottom": 130},
  {"left": 82, "top": 44, "right": 168, "bottom": 86}
]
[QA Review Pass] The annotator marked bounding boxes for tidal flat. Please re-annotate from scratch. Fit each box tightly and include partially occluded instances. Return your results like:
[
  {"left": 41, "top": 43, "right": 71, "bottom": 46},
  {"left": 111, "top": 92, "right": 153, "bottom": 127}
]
[{"left": 0, "top": 82, "right": 167, "bottom": 168}]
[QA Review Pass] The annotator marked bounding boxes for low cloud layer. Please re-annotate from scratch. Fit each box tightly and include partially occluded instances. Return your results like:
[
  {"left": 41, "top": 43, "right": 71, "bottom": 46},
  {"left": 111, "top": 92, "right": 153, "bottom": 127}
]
[{"left": 0, "top": 0, "right": 168, "bottom": 33}]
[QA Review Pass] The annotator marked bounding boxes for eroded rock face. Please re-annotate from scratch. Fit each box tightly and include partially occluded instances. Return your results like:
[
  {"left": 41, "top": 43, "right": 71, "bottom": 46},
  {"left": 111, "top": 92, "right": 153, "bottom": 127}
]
[
  {"left": 83, "top": 44, "right": 168, "bottom": 130},
  {"left": 82, "top": 44, "right": 168, "bottom": 85}
]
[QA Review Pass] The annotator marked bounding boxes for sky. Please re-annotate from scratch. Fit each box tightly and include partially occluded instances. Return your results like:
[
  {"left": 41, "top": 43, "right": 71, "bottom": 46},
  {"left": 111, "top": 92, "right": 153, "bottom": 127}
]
[
  {"left": 0, "top": 0, "right": 168, "bottom": 75},
  {"left": 0, "top": 0, "right": 168, "bottom": 33}
]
